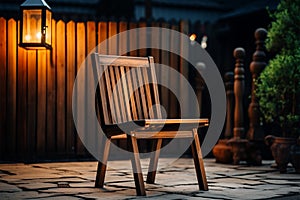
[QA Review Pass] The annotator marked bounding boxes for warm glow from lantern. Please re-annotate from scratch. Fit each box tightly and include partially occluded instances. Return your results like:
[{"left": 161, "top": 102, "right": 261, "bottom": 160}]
[
  {"left": 190, "top": 34, "right": 197, "bottom": 41},
  {"left": 25, "top": 34, "right": 31, "bottom": 41},
  {"left": 201, "top": 35, "right": 208, "bottom": 49},
  {"left": 36, "top": 32, "right": 42, "bottom": 39},
  {"left": 22, "top": 9, "right": 42, "bottom": 43}
]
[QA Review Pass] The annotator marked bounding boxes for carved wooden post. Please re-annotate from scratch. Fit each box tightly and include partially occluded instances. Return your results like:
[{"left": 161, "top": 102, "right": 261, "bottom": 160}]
[
  {"left": 224, "top": 72, "right": 234, "bottom": 139},
  {"left": 233, "top": 48, "right": 245, "bottom": 139},
  {"left": 228, "top": 47, "right": 248, "bottom": 164},
  {"left": 247, "top": 28, "right": 267, "bottom": 140}
]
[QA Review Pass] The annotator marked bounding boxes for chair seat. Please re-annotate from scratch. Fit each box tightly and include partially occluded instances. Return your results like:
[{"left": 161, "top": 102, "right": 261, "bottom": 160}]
[{"left": 104, "top": 118, "right": 209, "bottom": 138}]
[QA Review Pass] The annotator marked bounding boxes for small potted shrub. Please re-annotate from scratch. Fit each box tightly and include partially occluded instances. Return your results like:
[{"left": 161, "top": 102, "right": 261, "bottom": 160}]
[{"left": 256, "top": 0, "right": 300, "bottom": 173}]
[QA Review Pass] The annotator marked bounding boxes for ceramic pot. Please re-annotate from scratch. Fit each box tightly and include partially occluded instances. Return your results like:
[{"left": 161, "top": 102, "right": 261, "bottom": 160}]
[
  {"left": 265, "top": 135, "right": 296, "bottom": 173},
  {"left": 212, "top": 139, "right": 233, "bottom": 164}
]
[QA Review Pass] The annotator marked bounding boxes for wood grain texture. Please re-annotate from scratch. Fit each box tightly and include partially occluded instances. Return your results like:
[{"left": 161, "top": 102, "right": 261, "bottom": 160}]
[
  {"left": 7, "top": 19, "right": 17, "bottom": 158},
  {"left": 0, "top": 18, "right": 7, "bottom": 159},
  {"left": 46, "top": 19, "right": 56, "bottom": 157},
  {"left": 37, "top": 50, "right": 47, "bottom": 156},
  {"left": 66, "top": 21, "right": 76, "bottom": 155},
  {"left": 27, "top": 50, "right": 37, "bottom": 161},
  {"left": 17, "top": 27, "right": 27, "bottom": 160},
  {"left": 56, "top": 20, "right": 66, "bottom": 154},
  {"left": 76, "top": 22, "right": 86, "bottom": 155}
]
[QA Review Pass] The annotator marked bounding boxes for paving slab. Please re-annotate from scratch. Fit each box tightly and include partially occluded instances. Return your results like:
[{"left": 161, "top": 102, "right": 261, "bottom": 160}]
[
  {"left": 0, "top": 191, "right": 56, "bottom": 199},
  {"left": 0, "top": 158, "right": 300, "bottom": 199},
  {"left": 262, "top": 179, "right": 300, "bottom": 185},
  {"left": 18, "top": 182, "right": 57, "bottom": 190},
  {"left": 256, "top": 173, "right": 300, "bottom": 180},
  {"left": 210, "top": 177, "right": 263, "bottom": 185},
  {"left": 0, "top": 182, "right": 22, "bottom": 192}
]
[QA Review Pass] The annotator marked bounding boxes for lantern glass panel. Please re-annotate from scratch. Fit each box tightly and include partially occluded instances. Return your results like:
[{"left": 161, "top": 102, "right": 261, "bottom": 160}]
[
  {"left": 22, "top": 9, "right": 42, "bottom": 43},
  {"left": 45, "top": 9, "right": 51, "bottom": 45}
]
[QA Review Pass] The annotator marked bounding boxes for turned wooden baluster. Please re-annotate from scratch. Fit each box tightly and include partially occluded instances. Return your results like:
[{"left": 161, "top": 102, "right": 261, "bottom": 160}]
[
  {"left": 233, "top": 48, "right": 245, "bottom": 139},
  {"left": 228, "top": 47, "right": 248, "bottom": 165},
  {"left": 224, "top": 72, "right": 234, "bottom": 139},
  {"left": 247, "top": 28, "right": 267, "bottom": 140}
]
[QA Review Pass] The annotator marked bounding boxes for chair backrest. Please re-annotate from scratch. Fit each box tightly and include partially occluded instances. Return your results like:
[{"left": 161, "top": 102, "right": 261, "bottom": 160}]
[{"left": 92, "top": 53, "right": 162, "bottom": 125}]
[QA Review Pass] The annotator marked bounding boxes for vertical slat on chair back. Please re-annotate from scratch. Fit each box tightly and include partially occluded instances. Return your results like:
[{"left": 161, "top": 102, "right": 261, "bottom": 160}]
[{"left": 92, "top": 53, "right": 162, "bottom": 125}]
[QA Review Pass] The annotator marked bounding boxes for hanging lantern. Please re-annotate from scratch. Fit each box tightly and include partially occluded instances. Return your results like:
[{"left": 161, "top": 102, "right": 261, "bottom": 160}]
[{"left": 20, "top": 0, "right": 52, "bottom": 50}]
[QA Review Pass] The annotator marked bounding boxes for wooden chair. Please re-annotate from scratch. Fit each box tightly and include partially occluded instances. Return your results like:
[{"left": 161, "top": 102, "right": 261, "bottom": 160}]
[{"left": 91, "top": 53, "right": 209, "bottom": 196}]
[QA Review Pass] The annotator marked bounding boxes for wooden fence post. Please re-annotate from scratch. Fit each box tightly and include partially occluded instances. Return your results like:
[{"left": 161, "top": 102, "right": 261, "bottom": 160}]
[
  {"left": 244, "top": 28, "right": 267, "bottom": 166},
  {"left": 233, "top": 48, "right": 245, "bottom": 139},
  {"left": 228, "top": 47, "right": 249, "bottom": 165},
  {"left": 247, "top": 28, "right": 267, "bottom": 141}
]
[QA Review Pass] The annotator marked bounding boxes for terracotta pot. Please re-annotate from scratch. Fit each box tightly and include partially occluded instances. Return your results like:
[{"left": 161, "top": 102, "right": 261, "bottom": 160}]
[
  {"left": 212, "top": 139, "right": 233, "bottom": 164},
  {"left": 290, "top": 140, "right": 300, "bottom": 173},
  {"left": 265, "top": 135, "right": 296, "bottom": 173}
]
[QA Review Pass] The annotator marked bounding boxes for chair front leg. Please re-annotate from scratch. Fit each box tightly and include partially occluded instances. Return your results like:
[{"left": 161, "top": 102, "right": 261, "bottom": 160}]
[
  {"left": 128, "top": 133, "right": 146, "bottom": 196},
  {"left": 95, "top": 138, "right": 111, "bottom": 188},
  {"left": 146, "top": 138, "right": 162, "bottom": 184},
  {"left": 191, "top": 128, "right": 208, "bottom": 191}
]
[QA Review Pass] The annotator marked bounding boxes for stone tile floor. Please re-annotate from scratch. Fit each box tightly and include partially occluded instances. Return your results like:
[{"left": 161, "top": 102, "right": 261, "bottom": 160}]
[{"left": 0, "top": 158, "right": 300, "bottom": 199}]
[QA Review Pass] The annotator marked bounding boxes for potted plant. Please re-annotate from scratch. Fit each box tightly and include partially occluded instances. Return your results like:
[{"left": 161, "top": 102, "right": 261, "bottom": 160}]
[{"left": 256, "top": 0, "right": 300, "bottom": 173}]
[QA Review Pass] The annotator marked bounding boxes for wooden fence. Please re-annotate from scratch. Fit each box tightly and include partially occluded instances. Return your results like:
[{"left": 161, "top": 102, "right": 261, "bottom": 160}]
[{"left": 0, "top": 17, "right": 206, "bottom": 162}]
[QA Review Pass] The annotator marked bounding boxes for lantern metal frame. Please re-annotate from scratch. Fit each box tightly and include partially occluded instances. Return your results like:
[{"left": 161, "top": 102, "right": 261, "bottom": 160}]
[{"left": 19, "top": 0, "right": 52, "bottom": 50}]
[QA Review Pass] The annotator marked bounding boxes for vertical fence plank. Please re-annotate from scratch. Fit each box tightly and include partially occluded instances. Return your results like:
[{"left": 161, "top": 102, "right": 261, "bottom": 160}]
[
  {"left": 160, "top": 22, "right": 170, "bottom": 117},
  {"left": 169, "top": 23, "right": 180, "bottom": 118},
  {"left": 66, "top": 21, "right": 76, "bottom": 156},
  {"left": 150, "top": 21, "right": 160, "bottom": 67},
  {"left": 87, "top": 21, "right": 96, "bottom": 53},
  {"left": 27, "top": 50, "right": 37, "bottom": 161},
  {"left": 46, "top": 19, "right": 57, "bottom": 157},
  {"left": 119, "top": 21, "right": 128, "bottom": 55},
  {"left": 138, "top": 21, "right": 147, "bottom": 57},
  {"left": 179, "top": 20, "right": 190, "bottom": 118},
  {"left": 0, "top": 17, "right": 7, "bottom": 159},
  {"left": 37, "top": 50, "right": 47, "bottom": 157},
  {"left": 129, "top": 22, "right": 138, "bottom": 56},
  {"left": 86, "top": 21, "right": 97, "bottom": 156},
  {"left": 7, "top": 19, "right": 17, "bottom": 159},
  {"left": 76, "top": 22, "right": 86, "bottom": 156},
  {"left": 97, "top": 21, "right": 107, "bottom": 54},
  {"left": 108, "top": 21, "right": 118, "bottom": 55},
  {"left": 56, "top": 20, "right": 66, "bottom": 155},
  {"left": 17, "top": 20, "right": 27, "bottom": 160}
]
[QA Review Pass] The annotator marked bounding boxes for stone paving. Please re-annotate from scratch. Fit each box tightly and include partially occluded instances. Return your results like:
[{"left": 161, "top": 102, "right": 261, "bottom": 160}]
[{"left": 0, "top": 158, "right": 300, "bottom": 199}]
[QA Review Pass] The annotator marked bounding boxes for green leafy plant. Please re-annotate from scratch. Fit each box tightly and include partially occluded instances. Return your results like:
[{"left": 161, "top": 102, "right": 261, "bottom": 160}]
[{"left": 256, "top": 0, "right": 300, "bottom": 138}]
